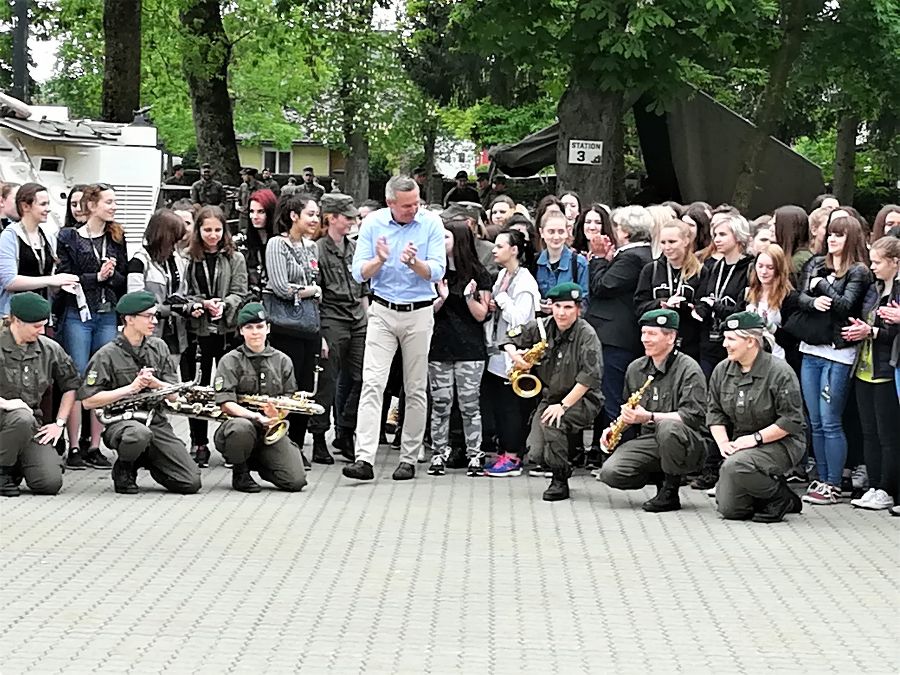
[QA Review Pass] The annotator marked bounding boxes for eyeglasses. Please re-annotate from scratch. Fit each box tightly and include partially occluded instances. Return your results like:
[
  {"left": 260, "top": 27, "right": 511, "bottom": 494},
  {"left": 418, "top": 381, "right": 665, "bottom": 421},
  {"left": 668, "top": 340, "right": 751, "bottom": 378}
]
[{"left": 137, "top": 311, "right": 158, "bottom": 319}]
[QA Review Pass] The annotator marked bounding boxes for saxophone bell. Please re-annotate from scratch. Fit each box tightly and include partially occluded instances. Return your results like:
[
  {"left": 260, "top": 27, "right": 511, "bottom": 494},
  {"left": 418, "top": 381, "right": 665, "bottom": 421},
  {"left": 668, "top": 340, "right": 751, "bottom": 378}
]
[{"left": 510, "top": 371, "right": 542, "bottom": 398}]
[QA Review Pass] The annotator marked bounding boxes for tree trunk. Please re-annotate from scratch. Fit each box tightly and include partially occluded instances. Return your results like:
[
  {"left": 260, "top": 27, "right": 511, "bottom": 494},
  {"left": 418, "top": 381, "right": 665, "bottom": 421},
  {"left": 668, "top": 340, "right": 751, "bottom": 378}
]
[
  {"left": 101, "top": 0, "right": 142, "bottom": 123},
  {"left": 832, "top": 111, "right": 859, "bottom": 205},
  {"left": 731, "top": 0, "right": 817, "bottom": 212},
  {"left": 179, "top": 0, "right": 241, "bottom": 186},
  {"left": 344, "top": 130, "right": 370, "bottom": 202},
  {"left": 423, "top": 119, "right": 439, "bottom": 203},
  {"left": 555, "top": 82, "right": 623, "bottom": 205}
]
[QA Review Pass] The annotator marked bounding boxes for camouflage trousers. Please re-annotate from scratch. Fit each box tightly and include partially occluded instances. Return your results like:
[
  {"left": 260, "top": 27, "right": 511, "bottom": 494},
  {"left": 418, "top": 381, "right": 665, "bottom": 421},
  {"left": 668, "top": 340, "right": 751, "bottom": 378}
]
[{"left": 428, "top": 360, "right": 485, "bottom": 457}]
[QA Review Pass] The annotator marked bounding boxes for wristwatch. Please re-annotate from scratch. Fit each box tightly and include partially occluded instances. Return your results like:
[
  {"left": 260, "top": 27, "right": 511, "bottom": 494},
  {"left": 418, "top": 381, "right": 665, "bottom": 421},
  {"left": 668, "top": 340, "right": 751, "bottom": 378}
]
[
  {"left": 560, "top": 403, "right": 569, "bottom": 412},
  {"left": 754, "top": 431, "right": 763, "bottom": 446},
  {"left": 55, "top": 418, "right": 66, "bottom": 428},
  {"left": 405, "top": 257, "right": 417, "bottom": 267}
]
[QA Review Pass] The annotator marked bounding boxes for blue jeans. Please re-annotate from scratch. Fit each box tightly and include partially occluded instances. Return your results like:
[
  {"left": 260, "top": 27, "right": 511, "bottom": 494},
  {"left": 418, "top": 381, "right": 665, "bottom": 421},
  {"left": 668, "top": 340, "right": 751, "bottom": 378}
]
[
  {"left": 61, "top": 310, "right": 119, "bottom": 374},
  {"left": 800, "top": 354, "right": 853, "bottom": 486},
  {"left": 601, "top": 345, "right": 634, "bottom": 427},
  {"left": 895, "top": 368, "right": 900, "bottom": 399}
]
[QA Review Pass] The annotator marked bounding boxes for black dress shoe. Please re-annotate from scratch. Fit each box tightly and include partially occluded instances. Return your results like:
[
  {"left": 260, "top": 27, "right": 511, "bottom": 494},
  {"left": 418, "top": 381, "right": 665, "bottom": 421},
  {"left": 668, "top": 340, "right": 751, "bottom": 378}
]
[
  {"left": 342, "top": 460, "right": 374, "bottom": 481},
  {"left": 232, "top": 463, "right": 262, "bottom": 493},
  {"left": 392, "top": 462, "right": 415, "bottom": 481},
  {"left": 542, "top": 467, "right": 571, "bottom": 501},
  {"left": 194, "top": 445, "right": 211, "bottom": 468},
  {"left": 642, "top": 475, "right": 682, "bottom": 513},
  {"left": 752, "top": 478, "right": 802, "bottom": 523},
  {"left": 0, "top": 466, "right": 21, "bottom": 498},
  {"left": 112, "top": 460, "right": 139, "bottom": 494},
  {"left": 312, "top": 434, "right": 334, "bottom": 465},
  {"left": 301, "top": 453, "right": 311, "bottom": 470}
]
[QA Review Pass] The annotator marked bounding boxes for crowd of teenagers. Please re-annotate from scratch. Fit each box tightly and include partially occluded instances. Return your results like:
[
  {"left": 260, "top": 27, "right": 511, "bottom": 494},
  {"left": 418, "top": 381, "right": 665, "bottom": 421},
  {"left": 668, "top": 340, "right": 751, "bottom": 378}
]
[{"left": 0, "top": 174, "right": 899, "bottom": 519}]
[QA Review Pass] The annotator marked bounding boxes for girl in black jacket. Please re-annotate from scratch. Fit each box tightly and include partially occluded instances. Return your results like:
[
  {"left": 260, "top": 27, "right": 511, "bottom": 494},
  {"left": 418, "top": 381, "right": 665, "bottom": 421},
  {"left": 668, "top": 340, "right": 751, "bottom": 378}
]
[{"left": 635, "top": 220, "right": 707, "bottom": 362}]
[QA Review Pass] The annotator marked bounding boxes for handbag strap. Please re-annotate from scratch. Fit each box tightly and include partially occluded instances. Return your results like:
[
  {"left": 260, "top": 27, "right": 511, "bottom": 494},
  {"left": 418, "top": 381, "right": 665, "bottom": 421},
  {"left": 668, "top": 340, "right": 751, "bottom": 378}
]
[{"left": 282, "top": 237, "right": 311, "bottom": 287}]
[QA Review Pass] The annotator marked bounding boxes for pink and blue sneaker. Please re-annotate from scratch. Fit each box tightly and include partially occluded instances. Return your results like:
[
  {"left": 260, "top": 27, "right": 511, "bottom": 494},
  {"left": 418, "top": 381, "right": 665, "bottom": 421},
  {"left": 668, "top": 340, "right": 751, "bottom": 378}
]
[{"left": 485, "top": 453, "right": 523, "bottom": 477}]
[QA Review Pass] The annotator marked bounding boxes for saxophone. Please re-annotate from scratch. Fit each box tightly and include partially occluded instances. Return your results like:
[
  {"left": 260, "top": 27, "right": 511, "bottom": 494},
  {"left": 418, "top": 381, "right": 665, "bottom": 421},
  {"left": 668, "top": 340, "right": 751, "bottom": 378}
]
[
  {"left": 509, "top": 338, "right": 549, "bottom": 398},
  {"left": 601, "top": 375, "right": 655, "bottom": 454},
  {"left": 165, "top": 388, "right": 325, "bottom": 445},
  {"left": 96, "top": 374, "right": 201, "bottom": 426}
]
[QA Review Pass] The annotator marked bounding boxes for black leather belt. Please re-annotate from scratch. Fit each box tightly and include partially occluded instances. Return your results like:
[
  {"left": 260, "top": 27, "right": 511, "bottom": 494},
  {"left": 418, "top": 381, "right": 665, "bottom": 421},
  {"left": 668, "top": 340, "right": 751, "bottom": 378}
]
[{"left": 373, "top": 296, "right": 433, "bottom": 312}]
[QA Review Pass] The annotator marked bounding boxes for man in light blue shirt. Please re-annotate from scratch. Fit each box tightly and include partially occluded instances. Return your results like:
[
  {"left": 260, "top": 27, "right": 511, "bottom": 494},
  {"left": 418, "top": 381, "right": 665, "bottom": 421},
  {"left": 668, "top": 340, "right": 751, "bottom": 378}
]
[{"left": 344, "top": 176, "right": 446, "bottom": 482}]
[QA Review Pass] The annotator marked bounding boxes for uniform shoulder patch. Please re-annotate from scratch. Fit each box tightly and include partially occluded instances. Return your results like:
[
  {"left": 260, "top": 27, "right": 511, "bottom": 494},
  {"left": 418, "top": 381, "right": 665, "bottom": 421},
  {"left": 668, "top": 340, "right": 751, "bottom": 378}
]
[
  {"left": 86, "top": 370, "right": 97, "bottom": 386},
  {"left": 507, "top": 326, "right": 522, "bottom": 337},
  {"left": 214, "top": 376, "right": 224, "bottom": 391}
]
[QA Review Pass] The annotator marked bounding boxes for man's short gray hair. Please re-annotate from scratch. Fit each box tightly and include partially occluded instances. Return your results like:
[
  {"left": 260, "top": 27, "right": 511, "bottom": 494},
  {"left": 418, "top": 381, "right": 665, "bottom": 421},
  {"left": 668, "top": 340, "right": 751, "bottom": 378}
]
[
  {"left": 612, "top": 205, "right": 653, "bottom": 243},
  {"left": 385, "top": 175, "right": 418, "bottom": 201}
]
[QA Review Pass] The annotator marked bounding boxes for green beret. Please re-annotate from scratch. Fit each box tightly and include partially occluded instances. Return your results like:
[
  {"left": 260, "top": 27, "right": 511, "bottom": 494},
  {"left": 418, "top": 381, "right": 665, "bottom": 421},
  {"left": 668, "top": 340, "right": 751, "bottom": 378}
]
[
  {"left": 546, "top": 282, "right": 583, "bottom": 303},
  {"left": 321, "top": 193, "right": 360, "bottom": 218},
  {"left": 639, "top": 308, "right": 680, "bottom": 330},
  {"left": 9, "top": 292, "right": 50, "bottom": 322},
  {"left": 238, "top": 302, "right": 267, "bottom": 327},
  {"left": 115, "top": 291, "right": 157, "bottom": 316},
  {"left": 441, "top": 202, "right": 480, "bottom": 224},
  {"left": 723, "top": 311, "right": 766, "bottom": 332}
]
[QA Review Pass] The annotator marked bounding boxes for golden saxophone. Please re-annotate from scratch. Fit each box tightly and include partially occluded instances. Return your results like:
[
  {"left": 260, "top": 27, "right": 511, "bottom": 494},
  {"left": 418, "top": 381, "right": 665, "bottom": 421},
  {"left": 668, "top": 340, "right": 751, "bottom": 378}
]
[
  {"left": 509, "top": 338, "right": 549, "bottom": 398},
  {"left": 601, "top": 375, "right": 654, "bottom": 454},
  {"left": 165, "top": 388, "right": 325, "bottom": 446}
]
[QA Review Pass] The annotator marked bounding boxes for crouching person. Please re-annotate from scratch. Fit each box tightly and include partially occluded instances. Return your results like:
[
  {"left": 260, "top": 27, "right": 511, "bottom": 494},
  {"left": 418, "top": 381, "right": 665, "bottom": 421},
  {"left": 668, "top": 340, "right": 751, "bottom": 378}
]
[
  {"left": 213, "top": 302, "right": 307, "bottom": 493},
  {"left": 708, "top": 312, "right": 805, "bottom": 523},
  {"left": 80, "top": 291, "right": 201, "bottom": 495},
  {"left": 500, "top": 282, "right": 602, "bottom": 501},
  {"left": 598, "top": 309, "right": 708, "bottom": 512},
  {"left": 0, "top": 293, "right": 80, "bottom": 497}
]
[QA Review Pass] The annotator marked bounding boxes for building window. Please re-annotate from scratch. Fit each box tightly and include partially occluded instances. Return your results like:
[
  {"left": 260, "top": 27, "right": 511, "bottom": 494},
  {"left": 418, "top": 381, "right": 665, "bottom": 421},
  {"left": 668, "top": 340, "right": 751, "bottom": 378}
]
[{"left": 262, "top": 148, "right": 291, "bottom": 174}]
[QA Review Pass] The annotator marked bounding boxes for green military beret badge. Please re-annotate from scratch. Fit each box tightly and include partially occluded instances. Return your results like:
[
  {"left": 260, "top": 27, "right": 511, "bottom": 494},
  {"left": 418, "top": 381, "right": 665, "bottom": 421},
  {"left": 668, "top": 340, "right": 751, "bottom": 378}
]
[
  {"left": 547, "top": 282, "right": 582, "bottom": 303},
  {"left": 214, "top": 376, "right": 224, "bottom": 391},
  {"left": 86, "top": 370, "right": 97, "bottom": 386},
  {"left": 639, "top": 308, "right": 680, "bottom": 330},
  {"left": 237, "top": 302, "right": 266, "bottom": 327},
  {"left": 116, "top": 290, "right": 157, "bottom": 316},
  {"left": 723, "top": 311, "right": 765, "bottom": 331},
  {"left": 9, "top": 292, "right": 51, "bottom": 322}
]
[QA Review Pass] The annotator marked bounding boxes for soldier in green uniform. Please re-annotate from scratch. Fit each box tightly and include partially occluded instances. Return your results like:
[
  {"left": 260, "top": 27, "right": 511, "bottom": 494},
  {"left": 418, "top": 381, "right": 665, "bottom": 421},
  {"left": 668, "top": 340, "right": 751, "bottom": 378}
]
[
  {"left": 597, "top": 309, "right": 708, "bottom": 512},
  {"left": 309, "top": 193, "right": 366, "bottom": 462},
  {"left": 80, "top": 291, "right": 201, "bottom": 495},
  {"left": 213, "top": 302, "right": 308, "bottom": 493},
  {"left": 501, "top": 281, "right": 603, "bottom": 501},
  {"left": 707, "top": 311, "right": 805, "bottom": 523},
  {"left": 0, "top": 293, "right": 81, "bottom": 497}
]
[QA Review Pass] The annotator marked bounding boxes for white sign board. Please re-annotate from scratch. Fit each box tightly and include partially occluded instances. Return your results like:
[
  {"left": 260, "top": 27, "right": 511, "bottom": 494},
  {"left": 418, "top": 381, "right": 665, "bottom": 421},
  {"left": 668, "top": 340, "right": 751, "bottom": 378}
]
[{"left": 568, "top": 139, "right": 603, "bottom": 165}]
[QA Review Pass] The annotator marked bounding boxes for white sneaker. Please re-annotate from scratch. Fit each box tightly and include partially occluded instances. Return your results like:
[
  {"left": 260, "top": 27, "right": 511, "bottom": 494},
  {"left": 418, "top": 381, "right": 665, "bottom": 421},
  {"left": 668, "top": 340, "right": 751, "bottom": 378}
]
[
  {"left": 858, "top": 489, "right": 893, "bottom": 511},
  {"left": 706, "top": 485, "right": 716, "bottom": 498},
  {"left": 850, "top": 487, "right": 876, "bottom": 508}
]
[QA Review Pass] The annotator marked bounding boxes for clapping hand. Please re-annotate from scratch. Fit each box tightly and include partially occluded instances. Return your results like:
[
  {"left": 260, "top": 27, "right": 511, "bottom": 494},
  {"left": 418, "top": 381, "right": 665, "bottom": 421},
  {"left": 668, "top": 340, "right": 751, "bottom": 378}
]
[
  {"left": 98, "top": 258, "right": 116, "bottom": 281},
  {"left": 437, "top": 279, "right": 449, "bottom": 300},
  {"left": 813, "top": 296, "right": 833, "bottom": 312},
  {"left": 840, "top": 317, "right": 871, "bottom": 342},
  {"left": 375, "top": 236, "right": 390, "bottom": 262},
  {"left": 400, "top": 241, "right": 418, "bottom": 265},
  {"left": 877, "top": 301, "right": 900, "bottom": 324},
  {"left": 463, "top": 279, "right": 478, "bottom": 297}
]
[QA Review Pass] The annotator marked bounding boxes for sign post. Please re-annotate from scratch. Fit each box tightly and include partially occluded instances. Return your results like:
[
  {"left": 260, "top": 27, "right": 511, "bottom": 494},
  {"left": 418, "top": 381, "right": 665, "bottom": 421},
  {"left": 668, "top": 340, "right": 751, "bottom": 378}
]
[{"left": 568, "top": 140, "right": 603, "bottom": 166}]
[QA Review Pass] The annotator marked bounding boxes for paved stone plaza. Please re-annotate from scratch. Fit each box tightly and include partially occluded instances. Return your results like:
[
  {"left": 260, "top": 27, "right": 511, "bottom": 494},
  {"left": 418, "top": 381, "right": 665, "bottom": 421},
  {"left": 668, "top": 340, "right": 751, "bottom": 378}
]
[{"left": 1, "top": 421, "right": 898, "bottom": 674}]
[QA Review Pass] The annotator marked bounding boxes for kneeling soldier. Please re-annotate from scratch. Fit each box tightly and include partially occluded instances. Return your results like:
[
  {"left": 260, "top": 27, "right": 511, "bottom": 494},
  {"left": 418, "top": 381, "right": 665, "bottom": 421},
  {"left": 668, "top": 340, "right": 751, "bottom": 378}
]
[
  {"left": 708, "top": 312, "right": 804, "bottom": 523},
  {"left": 501, "top": 282, "right": 602, "bottom": 501},
  {"left": 0, "top": 293, "right": 80, "bottom": 497},
  {"left": 213, "top": 303, "right": 308, "bottom": 493},
  {"left": 598, "top": 309, "right": 708, "bottom": 512},
  {"left": 80, "top": 291, "right": 201, "bottom": 495}
]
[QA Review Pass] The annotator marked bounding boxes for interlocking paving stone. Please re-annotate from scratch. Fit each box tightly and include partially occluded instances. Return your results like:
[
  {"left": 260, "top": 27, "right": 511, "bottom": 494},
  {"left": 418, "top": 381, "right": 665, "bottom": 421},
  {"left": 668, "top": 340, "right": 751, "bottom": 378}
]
[{"left": 1, "top": 419, "right": 899, "bottom": 673}]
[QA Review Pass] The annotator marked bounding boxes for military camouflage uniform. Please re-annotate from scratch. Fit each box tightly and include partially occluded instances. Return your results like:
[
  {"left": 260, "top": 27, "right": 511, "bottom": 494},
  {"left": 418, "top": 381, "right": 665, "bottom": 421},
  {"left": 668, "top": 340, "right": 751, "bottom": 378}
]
[
  {"left": 213, "top": 344, "right": 307, "bottom": 491},
  {"left": 707, "top": 350, "right": 806, "bottom": 519},
  {"left": 79, "top": 335, "right": 201, "bottom": 494},
  {"left": 0, "top": 328, "right": 80, "bottom": 494},
  {"left": 190, "top": 177, "right": 225, "bottom": 207},
  {"left": 599, "top": 350, "right": 708, "bottom": 489},
  {"left": 501, "top": 316, "right": 603, "bottom": 470}
]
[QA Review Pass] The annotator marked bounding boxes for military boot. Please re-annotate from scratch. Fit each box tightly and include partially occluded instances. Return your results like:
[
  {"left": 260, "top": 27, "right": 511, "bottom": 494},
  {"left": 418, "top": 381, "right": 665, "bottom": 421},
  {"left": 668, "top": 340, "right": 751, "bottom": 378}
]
[
  {"left": 0, "top": 466, "right": 21, "bottom": 498},
  {"left": 311, "top": 433, "right": 334, "bottom": 465},
  {"left": 542, "top": 466, "right": 572, "bottom": 502},
  {"left": 232, "top": 463, "right": 262, "bottom": 493},
  {"left": 642, "top": 474, "right": 682, "bottom": 512},
  {"left": 112, "top": 460, "right": 139, "bottom": 494},
  {"left": 752, "top": 477, "right": 803, "bottom": 523}
]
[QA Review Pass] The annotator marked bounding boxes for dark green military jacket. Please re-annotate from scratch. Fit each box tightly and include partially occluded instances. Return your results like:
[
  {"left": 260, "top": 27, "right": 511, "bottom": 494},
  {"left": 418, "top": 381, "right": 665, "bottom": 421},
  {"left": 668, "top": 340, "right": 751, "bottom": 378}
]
[
  {"left": 214, "top": 343, "right": 297, "bottom": 404},
  {"left": 190, "top": 178, "right": 225, "bottom": 207},
  {"left": 0, "top": 327, "right": 80, "bottom": 423},
  {"left": 624, "top": 349, "right": 708, "bottom": 437},
  {"left": 316, "top": 236, "right": 367, "bottom": 325},
  {"left": 707, "top": 350, "right": 805, "bottom": 445},
  {"left": 78, "top": 335, "right": 178, "bottom": 415},
  {"left": 502, "top": 316, "right": 602, "bottom": 406}
]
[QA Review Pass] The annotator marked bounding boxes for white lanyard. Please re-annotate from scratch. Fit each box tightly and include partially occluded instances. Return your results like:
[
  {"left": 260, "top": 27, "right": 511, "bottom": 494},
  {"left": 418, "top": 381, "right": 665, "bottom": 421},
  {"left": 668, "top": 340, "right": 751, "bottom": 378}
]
[{"left": 713, "top": 259, "right": 738, "bottom": 299}]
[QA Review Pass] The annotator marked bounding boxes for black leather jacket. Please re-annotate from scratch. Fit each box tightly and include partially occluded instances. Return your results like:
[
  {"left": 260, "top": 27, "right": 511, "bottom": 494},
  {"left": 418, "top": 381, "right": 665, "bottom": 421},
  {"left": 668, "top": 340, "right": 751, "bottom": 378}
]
[{"left": 796, "top": 256, "right": 872, "bottom": 349}]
